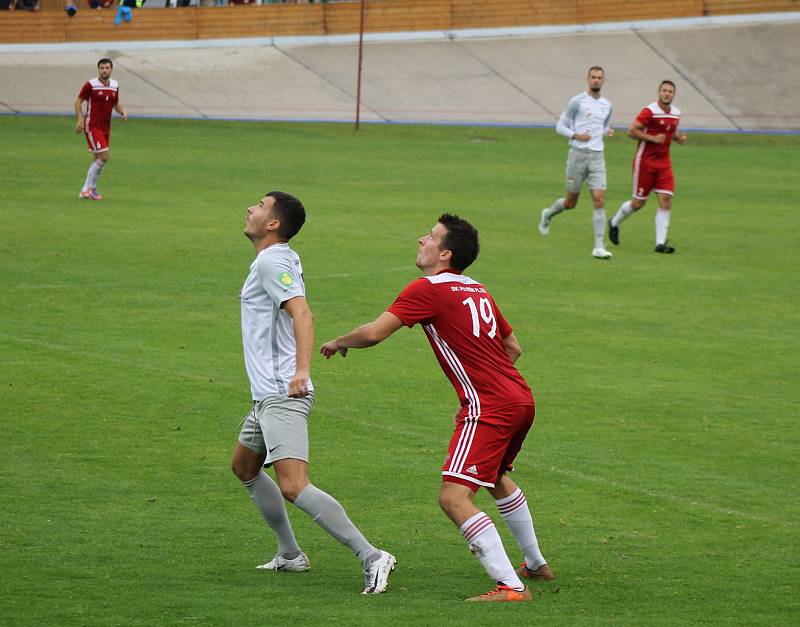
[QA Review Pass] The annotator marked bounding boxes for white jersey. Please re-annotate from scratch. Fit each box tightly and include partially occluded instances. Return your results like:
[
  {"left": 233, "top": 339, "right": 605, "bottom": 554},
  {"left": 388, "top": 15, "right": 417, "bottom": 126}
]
[
  {"left": 556, "top": 92, "right": 613, "bottom": 152},
  {"left": 240, "top": 243, "right": 313, "bottom": 400}
]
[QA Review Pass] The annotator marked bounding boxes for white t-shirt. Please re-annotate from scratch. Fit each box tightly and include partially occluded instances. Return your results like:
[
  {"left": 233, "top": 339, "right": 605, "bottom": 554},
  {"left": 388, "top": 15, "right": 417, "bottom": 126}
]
[
  {"left": 240, "top": 242, "right": 313, "bottom": 400},
  {"left": 556, "top": 92, "right": 613, "bottom": 152}
]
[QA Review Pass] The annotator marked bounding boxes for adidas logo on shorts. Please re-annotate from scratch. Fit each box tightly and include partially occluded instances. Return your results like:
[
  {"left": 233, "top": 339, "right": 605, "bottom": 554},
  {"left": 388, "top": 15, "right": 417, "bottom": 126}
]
[{"left": 465, "top": 465, "right": 478, "bottom": 475}]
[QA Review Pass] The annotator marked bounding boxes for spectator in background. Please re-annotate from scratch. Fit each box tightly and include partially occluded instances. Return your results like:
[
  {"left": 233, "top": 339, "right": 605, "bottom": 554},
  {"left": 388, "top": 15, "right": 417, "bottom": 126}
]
[
  {"left": 15, "top": 0, "right": 39, "bottom": 10},
  {"left": 114, "top": 0, "right": 144, "bottom": 24},
  {"left": 0, "top": 0, "right": 16, "bottom": 10}
]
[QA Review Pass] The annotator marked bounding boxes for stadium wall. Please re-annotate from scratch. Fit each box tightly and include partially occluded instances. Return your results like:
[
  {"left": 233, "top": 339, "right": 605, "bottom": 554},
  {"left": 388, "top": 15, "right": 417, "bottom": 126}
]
[{"left": 2, "top": 0, "right": 798, "bottom": 44}]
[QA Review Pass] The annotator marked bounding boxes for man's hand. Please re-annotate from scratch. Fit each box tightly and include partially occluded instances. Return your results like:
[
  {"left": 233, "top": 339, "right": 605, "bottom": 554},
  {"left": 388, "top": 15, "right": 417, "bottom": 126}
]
[
  {"left": 675, "top": 133, "right": 687, "bottom": 145},
  {"left": 287, "top": 371, "right": 310, "bottom": 397},
  {"left": 607, "top": 127, "right": 615, "bottom": 138},
  {"left": 319, "top": 313, "right": 402, "bottom": 360},
  {"left": 652, "top": 133, "right": 666, "bottom": 144},
  {"left": 119, "top": 112, "right": 128, "bottom": 122},
  {"left": 452, "top": 407, "right": 461, "bottom": 426},
  {"left": 74, "top": 118, "right": 83, "bottom": 133},
  {"left": 320, "top": 340, "right": 348, "bottom": 359},
  {"left": 573, "top": 132, "right": 591, "bottom": 142}
]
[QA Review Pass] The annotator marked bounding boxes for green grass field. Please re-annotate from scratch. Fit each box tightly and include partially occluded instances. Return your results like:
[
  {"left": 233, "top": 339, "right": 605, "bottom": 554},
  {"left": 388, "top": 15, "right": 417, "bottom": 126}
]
[{"left": 1, "top": 115, "right": 797, "bottom": 625}]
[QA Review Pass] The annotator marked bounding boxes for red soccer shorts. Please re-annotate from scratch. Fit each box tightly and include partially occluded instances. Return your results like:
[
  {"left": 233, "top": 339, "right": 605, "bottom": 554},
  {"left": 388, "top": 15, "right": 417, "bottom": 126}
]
[
  {"left": 84, "top": 127, "right": 110, "bottom": 153},
  {"left": 442, "top": 403, "right": 535, "bottom": 491},
  {"left": 632, "top": 157, "right": 674, "bottom": 199}
]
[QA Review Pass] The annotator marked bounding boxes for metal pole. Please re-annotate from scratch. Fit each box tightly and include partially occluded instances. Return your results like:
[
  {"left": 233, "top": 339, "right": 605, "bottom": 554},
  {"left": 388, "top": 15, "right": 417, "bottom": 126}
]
[{"left": 355, "top": 0, "right": 366, "bottom": 131}]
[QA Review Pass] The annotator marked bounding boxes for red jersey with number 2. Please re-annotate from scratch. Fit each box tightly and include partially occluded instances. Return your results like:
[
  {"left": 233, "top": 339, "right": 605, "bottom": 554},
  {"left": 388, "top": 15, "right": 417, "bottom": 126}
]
[
  {"left": 386, "top": 271, "right": 533, "bottom": 415},
  {"left": 634, "top": 101, "right": 681, "bottom": 165}
]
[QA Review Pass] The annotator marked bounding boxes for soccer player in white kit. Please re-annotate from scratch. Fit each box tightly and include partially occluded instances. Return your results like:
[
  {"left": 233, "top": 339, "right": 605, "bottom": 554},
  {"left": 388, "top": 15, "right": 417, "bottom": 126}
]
[
  {"left": 230, "top": 191, "right": 396, "bottom": 595},
  {"left": 539, "top": 67, "right": 615, "bottom": 259},
  {"left": 321, "top": 214, "right": 555, "bottom": 602}
]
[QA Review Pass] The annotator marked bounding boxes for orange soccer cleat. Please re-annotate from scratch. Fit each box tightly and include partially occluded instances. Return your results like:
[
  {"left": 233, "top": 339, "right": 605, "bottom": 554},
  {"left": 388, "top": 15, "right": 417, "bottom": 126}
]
[
  {"left": 516, "top": 562, "right": 556, "bottom": 581},
  {"left": 466, "top": 584, "right": 532, "bottom": 602}
]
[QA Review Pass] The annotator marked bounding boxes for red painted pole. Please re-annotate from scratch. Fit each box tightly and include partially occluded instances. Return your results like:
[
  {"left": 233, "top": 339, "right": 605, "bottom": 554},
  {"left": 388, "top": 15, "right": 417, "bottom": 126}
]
[{"left": 355, "top": 0, "right": 366, "bottom": 131}]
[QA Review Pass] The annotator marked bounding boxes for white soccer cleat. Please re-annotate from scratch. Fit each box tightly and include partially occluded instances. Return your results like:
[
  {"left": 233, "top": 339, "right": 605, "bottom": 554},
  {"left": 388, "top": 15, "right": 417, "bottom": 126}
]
[
  {"left": 362, "top": 550, "right": 396, "bottom": 594},
  {"left": 256, "top": 551, "right": 310, "bottom": 572},
  {"left": 538, "top": 208, "right": 550, "bottom": 235},
  {"left": 592, "top": 247, "right": 613, "bottom": 259}
]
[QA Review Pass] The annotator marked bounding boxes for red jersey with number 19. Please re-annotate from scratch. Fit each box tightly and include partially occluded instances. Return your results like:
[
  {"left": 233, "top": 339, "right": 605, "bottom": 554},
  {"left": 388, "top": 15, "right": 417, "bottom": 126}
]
[{"left": 386, "top": 271, "right": 533, "bottom": 415}]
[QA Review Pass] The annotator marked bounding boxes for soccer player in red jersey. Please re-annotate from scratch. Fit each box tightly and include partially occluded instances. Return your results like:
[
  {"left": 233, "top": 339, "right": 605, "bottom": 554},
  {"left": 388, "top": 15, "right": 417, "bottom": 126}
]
[
  {"left": 608, "top": 80, "right": 687, "bottom": 253},
  {"left": 74, "top": 58, "right": 127, "bottom": 201},
  {"left": 321, "top": 214, "right": 554, "bottom": 602}
]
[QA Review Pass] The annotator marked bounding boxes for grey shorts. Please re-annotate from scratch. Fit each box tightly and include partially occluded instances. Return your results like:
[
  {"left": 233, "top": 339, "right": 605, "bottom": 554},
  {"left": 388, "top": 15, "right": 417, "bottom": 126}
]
[
  {"left": 238, "top": 394, "right": 314, "bottom": 465},
  {"left": 565, "top": 148, "right": 607, "bottom": 192}
]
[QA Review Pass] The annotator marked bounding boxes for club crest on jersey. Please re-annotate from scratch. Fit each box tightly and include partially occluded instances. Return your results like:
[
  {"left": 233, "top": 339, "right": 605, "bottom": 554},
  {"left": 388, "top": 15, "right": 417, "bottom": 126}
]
[{"left": 278, "top": 272, "right": 294, "bottom": 287}]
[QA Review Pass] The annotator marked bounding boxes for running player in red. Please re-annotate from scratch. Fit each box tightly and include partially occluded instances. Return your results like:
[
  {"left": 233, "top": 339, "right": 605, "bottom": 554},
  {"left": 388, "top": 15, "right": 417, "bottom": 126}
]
[
  {"left": 608, "top": 80, "right": 687, "bottom": 253},
  {"left": 320, "top": 214, "right": 554, "bottom": 602},
  {"left": 74, "top": 58, "right": 127, "bottom": 201}
]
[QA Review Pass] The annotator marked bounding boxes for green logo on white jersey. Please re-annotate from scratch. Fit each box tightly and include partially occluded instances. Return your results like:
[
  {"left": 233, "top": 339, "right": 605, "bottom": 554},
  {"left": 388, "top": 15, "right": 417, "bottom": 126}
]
[{"left": 278, "top": 272, "right": 294, "bottom": 287}]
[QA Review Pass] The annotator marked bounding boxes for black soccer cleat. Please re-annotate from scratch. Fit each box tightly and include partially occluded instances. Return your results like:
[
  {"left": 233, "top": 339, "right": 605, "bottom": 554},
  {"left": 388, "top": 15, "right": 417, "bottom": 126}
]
[
  {"left": 608, "top": 219, "right": 619, "bottom": 246},
  {"left": 654, "top": 243, "right": 676, "bottom": 254}
]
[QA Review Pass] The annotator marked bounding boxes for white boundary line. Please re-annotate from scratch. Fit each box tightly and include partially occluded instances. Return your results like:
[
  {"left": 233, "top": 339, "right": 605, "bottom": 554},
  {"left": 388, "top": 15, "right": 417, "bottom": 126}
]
[{"left": 0, "top": 11, "right": 798, "bottom": 53}]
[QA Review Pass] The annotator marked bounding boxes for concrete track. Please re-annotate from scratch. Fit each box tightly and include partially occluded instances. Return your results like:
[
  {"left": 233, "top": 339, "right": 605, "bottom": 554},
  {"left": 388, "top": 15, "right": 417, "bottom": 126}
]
[{"left": 0, "top": 15, "right": 797, "bottom": 130}]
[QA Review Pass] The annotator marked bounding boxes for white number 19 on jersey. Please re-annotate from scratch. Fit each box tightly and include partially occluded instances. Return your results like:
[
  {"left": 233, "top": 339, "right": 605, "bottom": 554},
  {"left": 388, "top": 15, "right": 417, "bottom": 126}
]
[{"left": 462, "top": 296, "right": 497, "bottom": 338}]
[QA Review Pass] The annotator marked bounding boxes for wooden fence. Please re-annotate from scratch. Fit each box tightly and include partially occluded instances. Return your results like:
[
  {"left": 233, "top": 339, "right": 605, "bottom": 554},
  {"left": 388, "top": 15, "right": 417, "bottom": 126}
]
[{"left": 1, "top": 0, "right": 797, "bottom": 44}]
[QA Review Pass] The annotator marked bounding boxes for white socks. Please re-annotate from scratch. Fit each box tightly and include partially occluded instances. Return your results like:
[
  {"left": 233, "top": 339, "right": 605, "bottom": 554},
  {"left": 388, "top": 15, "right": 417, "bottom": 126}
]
[
  {"left": 592, "top": 208, "right": 607, "bottom": 248},
  {"left": 244, "top": 476, "right": 380, "bottom": 566},
  {"left": 655, "top": 208, "right": 671, "bottom": 245},
  {"left": 496, "top": 488, "right": 546, "bottom": 570},
  {"left": 545, "top": 200, "right": 605, "bottom": 248},
  {"left": 544, "top": 198, "right": 567, "bottom": 220},
  {"left": 294, "top": 484, "right": 380, "bottom": 566},
  {"left": 82, "top": 159, "right": 106, "bottom": 192},
  {"left": 460, "top": 512, "right": 524, "bottom": 590},
  {"left": 242, "top": 472, "right": 301, "bottom": 559},
  {"left": 611, "top": 200, "right": 633, "bottom": 227}
]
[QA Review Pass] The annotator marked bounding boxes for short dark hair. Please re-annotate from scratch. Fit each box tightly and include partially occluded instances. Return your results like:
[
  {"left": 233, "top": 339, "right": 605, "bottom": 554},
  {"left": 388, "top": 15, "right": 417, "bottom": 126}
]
[
  {"left": 438, "top": 213, "right": 479, "bottom": 272},
  {"left": 267, "top": 191, "right": 306, "bottom": 240},
  {"left": 588, "top": 66, "right": 604, "bottom": 76},
  {"left": 659, "top": 80, "right": 676, "bottom": 90},
  {"left": 98, "top": 58, "right": 113, "bottom": 68}
]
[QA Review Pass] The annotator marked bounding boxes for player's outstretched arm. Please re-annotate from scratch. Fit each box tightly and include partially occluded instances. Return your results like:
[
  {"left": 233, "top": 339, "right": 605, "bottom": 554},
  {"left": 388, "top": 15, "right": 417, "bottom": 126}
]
[
  {"left": 320, "top": 311, "right": 403, "bottom": 359},
  {"left": 283, "top": 296, "right": 313, "bottom": 397}
]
